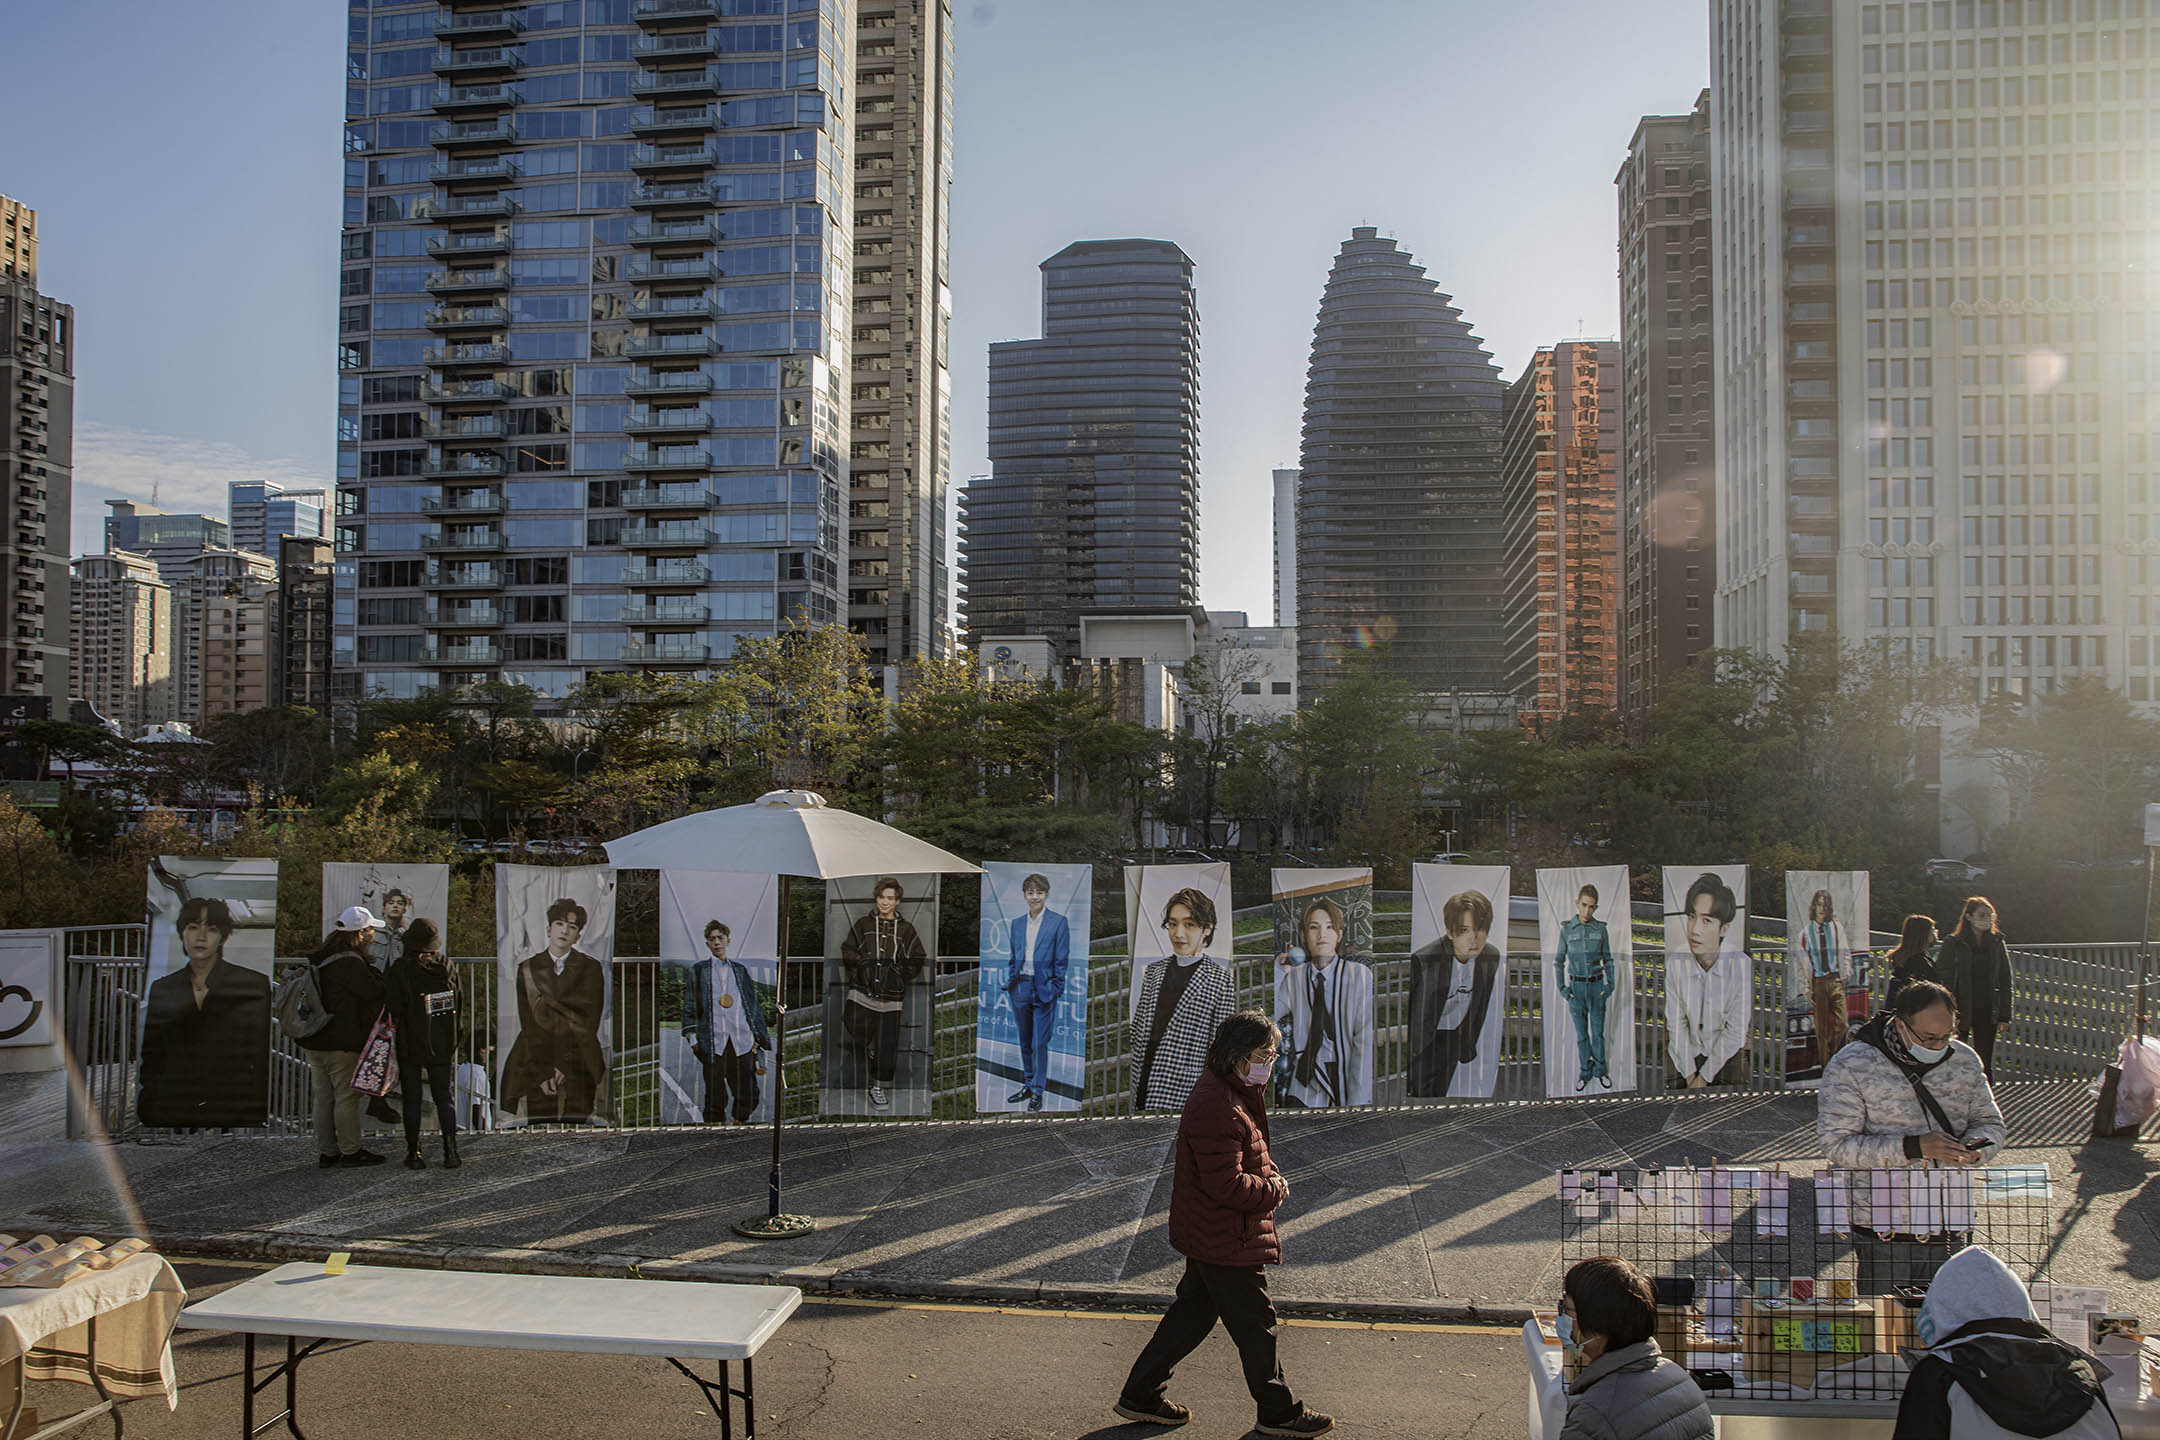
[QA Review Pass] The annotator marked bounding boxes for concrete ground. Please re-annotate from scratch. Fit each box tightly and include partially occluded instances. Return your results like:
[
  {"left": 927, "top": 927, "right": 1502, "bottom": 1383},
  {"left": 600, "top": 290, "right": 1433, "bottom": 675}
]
[{"left": 6, "top": 1076, "right": 2158, "bottom": 1319}]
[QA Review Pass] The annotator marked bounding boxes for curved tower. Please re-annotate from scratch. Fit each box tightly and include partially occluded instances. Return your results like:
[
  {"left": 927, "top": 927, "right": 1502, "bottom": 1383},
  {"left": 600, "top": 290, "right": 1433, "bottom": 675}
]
[{"left": 1297, "top": 228, "right": 1505, "bottom": 699}]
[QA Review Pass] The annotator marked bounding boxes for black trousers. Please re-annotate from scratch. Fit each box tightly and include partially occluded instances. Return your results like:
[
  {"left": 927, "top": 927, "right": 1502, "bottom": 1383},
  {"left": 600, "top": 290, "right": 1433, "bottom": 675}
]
[
  {"left": 400, "top": 1063, "right": 456, "bottom": 1151},
  {"left": 846, "top": 1001, "right": 900, "bottom": 1085},
  {"left": 1122, "top": 1258, "right": 1299, "bottom": 1425},
  {"left": 1960, "top": 1013, "right": 1999, "bottom": 1077},
  {"left": 702, "top": 1041, "right": 760, "bottom": 1124}
]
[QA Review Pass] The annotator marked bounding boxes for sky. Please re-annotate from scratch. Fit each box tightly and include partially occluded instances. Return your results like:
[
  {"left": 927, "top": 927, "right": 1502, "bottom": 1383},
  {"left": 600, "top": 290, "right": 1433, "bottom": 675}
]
[{"left": 0, "top": 0, "right": 1708, "bottom": 621}]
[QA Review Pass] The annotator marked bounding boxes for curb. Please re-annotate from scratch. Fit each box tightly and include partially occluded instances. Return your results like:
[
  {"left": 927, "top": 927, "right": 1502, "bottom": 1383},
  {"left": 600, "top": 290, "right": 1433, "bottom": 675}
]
[{"left": 24, "top": 1222, "right": 1534, "bottom": 1327}]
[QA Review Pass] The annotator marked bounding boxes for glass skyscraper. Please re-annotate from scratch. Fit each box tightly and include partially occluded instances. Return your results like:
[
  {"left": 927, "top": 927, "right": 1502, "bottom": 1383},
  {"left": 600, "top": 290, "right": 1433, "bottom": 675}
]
[
  {"left": 962, "top": 239, "right": 1199, "bottom": 654},
  {"left": 337, "top": 0, "right": 851, "bottom": 704},
  {"left": 1296, "top": 227, "right": 1506, "bottom": 699}
]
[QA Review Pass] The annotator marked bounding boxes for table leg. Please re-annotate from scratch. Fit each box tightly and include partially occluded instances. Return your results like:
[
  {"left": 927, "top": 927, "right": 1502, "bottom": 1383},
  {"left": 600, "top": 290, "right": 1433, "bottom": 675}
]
[
  {"left": 240, "top": 1334, "right": 322, "bottom": 1440},
  {"left": 3, "top": 1353, "right": 24, "bottom": 1440},
  {"left": 666, "top": 1358, "right": 752, "bottom": 1439},
  {"left": 742, "top": 1357, "right": 754, "bottom": 1440},
  {"left": 719, "top": 1361, "right": 732, "bottom": 1440}
]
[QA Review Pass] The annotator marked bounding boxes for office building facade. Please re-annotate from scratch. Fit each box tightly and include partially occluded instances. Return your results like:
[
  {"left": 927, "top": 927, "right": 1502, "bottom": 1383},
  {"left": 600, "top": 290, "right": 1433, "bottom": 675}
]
[
  {"left": 278, "top": 536, "right": 337, "bottom": 714},
  {"left": 0, "top": 196, "right": 71, "bottom": 707},
  {"left": 846, "top": 0, "right": 953, "bottom": 673},
  {"left": 1617, "top": 92, "right": 1717, "bottom": 716},
  {"left": 1501, "top": 342, "right": 1622, "bottom": 726},
  {"left": 101, "top": 501, "right": 232, "bottom": 583},
  {"left": 1272, "top": 466, "right": 1298, "bottom": 627},
  {"left": 229, "top": 481, "right": 328, "bottom": 557},
  {"left": 171, "top": 549, "right": 278, "bottom": 727},
  {"left": 1, "top": 196, "right": 34, "bottom": 282},
  {"left": 1296, "top": 227, "right": 1506, "bottom": 699},
  {"left": 336, "top": 0, "right": 856, "bottom": 705},
  {"left": 69, "top": 551, "right": 171, "bottom": 734},
  {"left": 963, "top": 239, "right": 1200, "bottom": 655}
]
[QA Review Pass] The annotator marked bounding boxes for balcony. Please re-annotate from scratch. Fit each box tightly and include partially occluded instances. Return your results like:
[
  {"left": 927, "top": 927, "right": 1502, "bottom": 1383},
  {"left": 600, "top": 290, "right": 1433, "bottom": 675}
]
[
  {"left": 425, "top": 266, "right": 510, "bottom": 296},
  {"left": 434, "top": 46, "right": 522, "bottom": 78},
  {"left": 628, "top": 104, "right": 718, "bottom": 138},
  {"left": 422, "top": 489, "right": 507, "bottom": 515},
  {"left": 623, "top": 481, "right": 711, "bottom": 508},
  {"left": 429, "top": 603, "right": 504, "bottom": 627},
  {"left": 633, "top": 29, "right": 718, "bottom": 60},
  {"left": 624, "top": 444, "right": 712, "bottom": 473},
  {"left": 620, "top": 639, "right": 712, "bottom": 663},
  {"left": 630, "top": 179, "right": 718, "bottom": 210},
  {"left": 626, "top": 217, "right": 717, "bottom": 247},
  {"left": 422, "top": 640, "right": 504, "bottom": 666},
  {"left": 434, "top": 82, "right": 522, "bottom": 112},
  {"left": 622, "top": 562, "right": 709, "bottom": 586},
  {"left": 428, "top": 377, "right": 516, "bottom": 404},
  {"left": 634, "top": 0, "right": 721, "bottom": 26},
  {"left": 627, "top": 295, "right": 716, "bottom": 320},
  {"left": 434, "top": 117, "right": 517, "bottom": 149},
  {"left": 630, "top": 67, "right": 721, "bottom": 101},
  {"left": 435, "top": 9, "right": 525, "bottom": 39},
  {"left": 426, "top": 565, "right": 504, "bottom": 590},
  {"left": 424, "top": 193, "right": 520, "bottom": 221},
  {"left": 421, "top": 454, "right": 507, "bottom": 478},
  {"left": 424, "top": 304, "right": 510, "bottom": 331},
  {"left": 621, "top": 521, "right": 716, "bottom": 547},
  {"left": 622, "top": 601, "right": 710, "bottom": 624},
  {"left": 624, "top": 407, "right": 713, "bottom": 437},
  {"left": 624, "top": 332, "right": 716, "bottom": 358},
  {"left": 625, "top": 368, "right": 712, "bottom": 398},
  {"left": 430, "top": 155, "right": 522, "bottom": 185},
  {"left": 423, "top": 530, "right": 508, "bottom": 553},
  {"left": 423, "top": 416, "right": 507, "bottom": 441},
  {"left": 624, "top": 255, "right": 718, "bottom": 285},
  {"left": 424, "top": 342, "right": 512, "bottom": 368},
  {"left": 426, "top": 228, "right": 512, "bottom": 258},
  {"left": 630, "top": 141, "right": 720, "bottom": 174}
]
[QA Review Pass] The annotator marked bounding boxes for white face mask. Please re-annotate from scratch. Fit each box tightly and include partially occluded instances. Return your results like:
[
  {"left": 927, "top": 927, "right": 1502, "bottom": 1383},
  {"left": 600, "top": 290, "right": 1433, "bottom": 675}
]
[
  {"left": 1900, "top": 1020, "right": 1950, "bottom": 1064},
  {"left": 1244, "top": 1059, "right": 1273, "bottom": 1086}
]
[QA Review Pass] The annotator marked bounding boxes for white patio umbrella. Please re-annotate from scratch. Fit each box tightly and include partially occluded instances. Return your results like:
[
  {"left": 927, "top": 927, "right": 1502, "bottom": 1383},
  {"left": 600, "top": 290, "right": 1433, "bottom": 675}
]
[{"left": 603, "top": 789, "right": 981, "bottom": 1237}]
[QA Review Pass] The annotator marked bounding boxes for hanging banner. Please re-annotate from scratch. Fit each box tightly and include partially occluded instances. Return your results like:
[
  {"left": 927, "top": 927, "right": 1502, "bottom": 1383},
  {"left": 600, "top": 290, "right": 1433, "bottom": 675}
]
[
  {"left": 0, "top": 933, "right": 56, "bottom": 1049},
  {"left": 1405, "top": 863, "right": 1511, "bottom": 1100},
  {"left": 495, "top": 864, "right": 616, "bottom": 1126},
  {"left": 1538, "top": 865, "right": 1634, "bottom": 1097},
  {"left": 1784, "top": 870, "right": 1872, "bottom": 1088},
  {"left": 1270, "top": 868, "right": 1374, "bottom": 1109},
  {"left": 1661, "top": 865, "right": 1752, "bottom": 1089},
  {"left": 139, "top": 856, "right": 277, "bottom": 1129},
  {"left": 976, "top": 862, "right": 1090, "bottom": 1114},
  {"left": 659, "top": 870, "right": 779, "bottom": 1126},
  {"left": 822, "top": 872, "right": 938, "bottom": 1118},
  {"left": 1125, "top": 863, "right": 1235, "bottom": 1113},
  {"left": 321, "top": 862, "right": 450, "bottom": 972}
]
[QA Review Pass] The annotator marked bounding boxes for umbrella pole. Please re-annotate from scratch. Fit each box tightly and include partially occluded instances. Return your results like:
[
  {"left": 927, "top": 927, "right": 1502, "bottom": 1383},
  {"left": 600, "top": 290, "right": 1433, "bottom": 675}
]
[{"left": 735, "top": 872, "right": 814, "bottom": 1239}]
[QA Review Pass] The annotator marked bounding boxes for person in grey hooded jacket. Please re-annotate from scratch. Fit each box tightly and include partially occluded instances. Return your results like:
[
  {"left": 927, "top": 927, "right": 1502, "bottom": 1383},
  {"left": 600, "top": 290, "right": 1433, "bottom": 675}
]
[
  {"left": 1557, "top": 1257, "right": 1713, "bottom": 1440},
  {"left": 1896, "top": 1245, "right": 2120, "bottom": 1440}
]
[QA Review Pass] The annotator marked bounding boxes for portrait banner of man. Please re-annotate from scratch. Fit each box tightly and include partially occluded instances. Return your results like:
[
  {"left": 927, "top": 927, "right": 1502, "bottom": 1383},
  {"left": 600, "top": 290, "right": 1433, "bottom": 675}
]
[
  {"left": 1269, "top": 868, "right": 1375, "bottom": 1110},
  {"left": 1784, "top": 870, "right": 1872, "bottom": 1088},
  {"left": 139, "top": 856, "right": 278, "bottom": 1129},
  {"left": 1661, "top": 864, "right": 1753, "bottom": 1091},
  {"left": 495, "top": 864, "right": 616, "bottom": 1127},
  {"left": 976, "top": 862, "right": 1090, "bottom": 1115},
  {"left": 1537, "top": 865, "right": 1634, "bottom": 1097},
  {"left": 1404, "top": 863, "right": 1511, "bottom": 1102},
  {"left": 321, "top": 863, "right": 450, "bottom": 974},
  {"left": 822, "top": 872, "right": 937, "bottom": 1118},
  {"left": 659, "top": 870, "right": 778, "bottom": 1126},
  {"left": 1124, "top": 863, "right": 1234, "bottom": 1114}
]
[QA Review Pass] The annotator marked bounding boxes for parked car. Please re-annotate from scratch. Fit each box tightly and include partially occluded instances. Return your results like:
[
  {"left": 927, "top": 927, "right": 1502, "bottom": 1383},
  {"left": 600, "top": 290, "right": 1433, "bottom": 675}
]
[
  {"left": 454, "top": 837, "right": 491, "bottom": 855},
  {"left": 1430, "top": 851, "right": 1474, "bottom": 865},
  {"left": 1924, "top": 857, "right": 1988, "bottom": 883},
  {"left": 489, "top": 838, "right": 520, "bottom": 855},
  {"left": 1161, "top": 848, "right": 1219, "bottom": 866}
]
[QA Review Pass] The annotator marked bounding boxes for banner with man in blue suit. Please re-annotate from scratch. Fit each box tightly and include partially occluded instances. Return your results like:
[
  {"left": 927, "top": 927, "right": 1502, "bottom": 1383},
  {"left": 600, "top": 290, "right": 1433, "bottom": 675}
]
[{"left": 977, "top": 862, "right": 1090, "bottom": 1113}]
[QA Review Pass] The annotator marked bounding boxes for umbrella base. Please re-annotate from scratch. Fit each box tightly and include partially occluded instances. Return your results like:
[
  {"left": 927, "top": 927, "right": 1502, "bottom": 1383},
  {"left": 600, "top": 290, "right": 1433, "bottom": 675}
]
[{"left": 732, "top": 1212, "right": 818, "bottom": 1239}]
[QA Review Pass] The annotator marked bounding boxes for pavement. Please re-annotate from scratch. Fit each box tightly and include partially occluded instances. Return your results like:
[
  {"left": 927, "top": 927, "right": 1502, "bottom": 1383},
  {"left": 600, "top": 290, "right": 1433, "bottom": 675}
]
[{"left": 8, "top": 1073, "right": 2160, "bottom": 1320}]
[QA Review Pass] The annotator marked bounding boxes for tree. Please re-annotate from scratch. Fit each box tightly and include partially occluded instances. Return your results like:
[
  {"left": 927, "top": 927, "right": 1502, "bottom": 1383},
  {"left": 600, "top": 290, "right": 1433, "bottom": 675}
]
[
  {"left": 201, "top": 706, "right": 332, "bottom": 801},
  {"left": 1160, "top": 641, "right": 1267, "bottom": 847},
  {"left": 1971, "top": 677, "right": 2160, "bottom": 865}
]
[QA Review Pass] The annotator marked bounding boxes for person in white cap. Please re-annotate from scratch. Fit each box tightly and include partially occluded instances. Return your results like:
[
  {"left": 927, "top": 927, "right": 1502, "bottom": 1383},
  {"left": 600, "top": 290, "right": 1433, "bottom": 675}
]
[{"left": 297, "top": 906, "right": 388, "bottom": 1167}]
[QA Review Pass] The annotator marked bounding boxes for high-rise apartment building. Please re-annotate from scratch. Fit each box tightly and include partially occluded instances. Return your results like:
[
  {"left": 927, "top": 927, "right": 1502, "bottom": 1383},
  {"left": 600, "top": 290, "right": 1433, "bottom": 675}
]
[
  {"left": 336, "top": 0, "right": 857, "bottom": 706},
  {"left": 229, "top": 481, "right": 328, "bottom": 558},
  {"left": 845, "top": 0, "right": 952, "bottom": 673},
  {"left": 1272, "top": 467, "right": 1298, "bottom": 627},
  {"left": 0, "top": 199, "right": 71, "bottom": 707},
  {"left": 170, "top": 549, "right": 277, "bottom": 727},
  {"left": 102, "top": 501, "right": 231, "bottom": 583},
  {"left": 1296, "top": 227, "right": 1506, "bottom": 700},
  {"left": 1617, "top": 92, "right": 1716, "bottom": 716},
  {"left": 69, "top": 551, "right": 171, "bottom": 734},
  {"left": 963, "top": 239, "right": 1200, "bottom": 654},
  {"left": 0, "top": 197, "right": 34, "bottom": 282},
  {"left": 277, "top": 536, "right": 336, "bottom": 714},
  {"left": 1501, "top": 342, "right": 1622, "bottom": 726}
]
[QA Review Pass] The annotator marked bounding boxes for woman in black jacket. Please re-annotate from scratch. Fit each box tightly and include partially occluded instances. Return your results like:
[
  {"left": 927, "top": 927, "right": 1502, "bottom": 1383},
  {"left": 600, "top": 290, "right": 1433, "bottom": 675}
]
[
  {"left": 384, "top": 918, "right": 462, "bottom": 1170},
  {"left": 1938, "top": 896, "right": 2013, "bottom": 1078},
  {"left": 1882, "top": 913, "right": 1942, "bottom": 1010},
  {"left": 299, "top": 907, "right": 390, "bottom": 1168}
]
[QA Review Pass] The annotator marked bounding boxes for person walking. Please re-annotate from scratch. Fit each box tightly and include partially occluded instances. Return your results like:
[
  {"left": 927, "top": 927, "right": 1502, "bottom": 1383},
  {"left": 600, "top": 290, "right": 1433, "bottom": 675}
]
[
  {"left": 1882, "top": 913, "right": 1942, "bottom": 1010},
  {"left": 383, "top": 918, "right": 462, "bottom": 1170},
  {"left": 1115, "top": 1010, "right": 1332, "bottom": 1436},
  {"left": 299, "top": 907, "right": 390, "bottom": 1169},
  {"left": 1555, "top": 1256, "right": 1714, "bottom": 1440},
  {"left": 1938, "top": 897, "right": 2013, "bottom": 1077}
]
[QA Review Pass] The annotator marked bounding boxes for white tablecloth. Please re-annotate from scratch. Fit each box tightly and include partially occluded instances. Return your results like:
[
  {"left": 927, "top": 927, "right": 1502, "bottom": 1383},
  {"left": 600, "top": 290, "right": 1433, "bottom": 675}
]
[{"left": 0, "top": 1253, "right": 184, "bottom": 1409}]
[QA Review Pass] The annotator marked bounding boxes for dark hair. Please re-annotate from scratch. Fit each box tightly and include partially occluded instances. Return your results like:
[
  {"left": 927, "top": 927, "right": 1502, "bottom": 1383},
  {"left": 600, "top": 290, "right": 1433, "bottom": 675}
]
[
  {"left": 1299, "top": 897, "right": 1345, "bottom": 935},
  {"left": 307, "top": 925, "right": 366, "bottom": 964},
  {"left": 403, "top": 918, "right": 442, "bottom": 957},
  {"left": 1205, "top": 1009, "right": 1281, "bottom": 1079},
  {"left": 1162, "top": 887, "right": 1218, "bottom": 944},
  {"left": 1685, "top": 872, "right": 1738, "bottom": 926},
  {"left": 1891, "top": 978, "right": 1959, "bottom": 1025},
  {"left": 1950, "top": 895, "right": 2002, "bottom": 944},
  {"left": 1563, "top": 1256, "right": 1658, "bottom": 1349},
  {"left": 1443, "top": 890, "right": 1493, "bottom": 935},
  {"left": 1888, "top": 913, "right": 1938, "bottom": 966},
  {"left": 383, "top": 887, "right": 410, "bottom": 904},
  {"left": 546, "top": 898, "right": 589, "bottom": 928},
  {"left": 874, "top": 877, "right": 904, "bottom": 901},
  {"left": 704, "top": 919, "right": 732, "bottom": 941},
  {"left": 1577, "top": 884, "right": 1599, "bottom": 906},
  {"left": 175, "top": 896, "right": 235, "bottom": 941},
  {"left": 1021, "top": 873, "right": 1051, "bottom": 896},
  {"left": 1808, "top": 889, "right": 1834, "bottom": 922}
]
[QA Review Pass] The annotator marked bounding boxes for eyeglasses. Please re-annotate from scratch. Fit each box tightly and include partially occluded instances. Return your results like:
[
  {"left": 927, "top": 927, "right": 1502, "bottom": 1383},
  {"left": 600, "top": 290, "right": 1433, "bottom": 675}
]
[
  {"left": 1250, "top": 1048, "right": 1280, "bottom": 1065},
  {"left": 1902, "top": 1019, "right": 1954, "bottom": 1048}
]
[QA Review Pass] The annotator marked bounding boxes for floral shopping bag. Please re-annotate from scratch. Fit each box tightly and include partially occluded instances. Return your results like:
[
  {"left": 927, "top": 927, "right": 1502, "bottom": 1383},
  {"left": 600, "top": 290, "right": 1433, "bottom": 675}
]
[{"left": 351, "top": 1009, "right": 399, "bottom": 1098}]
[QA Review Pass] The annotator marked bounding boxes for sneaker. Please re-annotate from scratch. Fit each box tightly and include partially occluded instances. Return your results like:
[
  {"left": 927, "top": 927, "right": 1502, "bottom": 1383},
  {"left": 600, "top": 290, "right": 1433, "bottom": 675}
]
[
  {"left": 404, "top": 1150, "right": 427, "bottom": 1171},
  {"left": 1257, "top": 1408, "right": 1334, "bottom": 1437},
  {"left": 317, "top": 1154, "right": 341, "bottom": 1170},
  {"left": 1027, "top": 1092, "right": 1044, "bottom": 1112},
  {"left": 1599, "top": 1074, "right": 1613, "bottom": 1090},
  {"left": 340, "top": 1149, "right": 387, "bottom": 1168},
  {"left": 1007, "top": 1087, "right": 1033, "bottom": 1104},
  {"left": 1112, "top": 1396, "right": 1190, "bottom": 1427},
  {"left": 867, "top": 1084, "right": 890, "bottom": 1108}
]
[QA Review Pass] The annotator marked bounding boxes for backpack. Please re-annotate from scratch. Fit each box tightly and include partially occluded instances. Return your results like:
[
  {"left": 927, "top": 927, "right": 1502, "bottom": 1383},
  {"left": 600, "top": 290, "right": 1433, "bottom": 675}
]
[{"left": 272, "top": 958, "right": 333, "bottom": 1039}]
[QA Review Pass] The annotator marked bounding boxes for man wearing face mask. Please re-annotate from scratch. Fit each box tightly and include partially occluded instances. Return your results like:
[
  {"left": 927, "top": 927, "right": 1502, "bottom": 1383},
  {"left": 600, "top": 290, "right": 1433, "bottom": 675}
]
[
  {"left": 1552, "top": 1256, "right": 1713, "bottom": 1440},
  {"left": 1818, "top": 979, "right": 2005, "bottom": 1292}
]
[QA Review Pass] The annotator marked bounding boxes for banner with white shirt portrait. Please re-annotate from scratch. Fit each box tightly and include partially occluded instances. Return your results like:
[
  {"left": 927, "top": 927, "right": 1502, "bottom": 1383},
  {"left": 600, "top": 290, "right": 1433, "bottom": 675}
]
[
  {"left": 139, "top": 857, "right": 278, "bottom": 1130},
  {"left": 659, "top": 870, "right": 779, "bottom": 1126},
  {"left": 822, "top": 872, "right": 938, "bottom": 1118},
  {"left": 1124, "top": 863, "right": 1234, "bottom": 1113},
  {"left": 1404, "top": 863, "right": 1511, "bottom": 1101},
  {"left": 976, "top": 862, "right": 1090, "bottom": 1115},
  {"left": 1784, "top": 870, "right": 1872, "bottom": 1088},
  {"left": 496, "top": 864, "right": 617, "bottom": 1127},
  {"left": 1537, "top": 865, "right": 1634, "bottom": 1097},
  {"left": 322, "top": 862, "right": 449, "bottom": 974},
  {"left": 1661, "top": 864, "right": 1753, "bottom": 1090},
  {"left": 1269, "top": 868, "right": 1375, "bottom": 1109}
]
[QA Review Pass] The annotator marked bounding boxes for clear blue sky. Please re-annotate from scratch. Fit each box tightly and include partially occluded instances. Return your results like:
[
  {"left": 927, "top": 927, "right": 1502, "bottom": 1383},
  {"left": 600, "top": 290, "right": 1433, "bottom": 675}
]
[{"left": 1, "top": 0, "right": 1707, "bottom": 620}]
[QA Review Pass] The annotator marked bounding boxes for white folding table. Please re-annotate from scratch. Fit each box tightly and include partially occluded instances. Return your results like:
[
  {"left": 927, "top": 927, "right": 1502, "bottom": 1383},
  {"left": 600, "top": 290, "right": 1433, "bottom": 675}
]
[{"left": 175, "top": 1263, "right": 801, "bottom": 1440}]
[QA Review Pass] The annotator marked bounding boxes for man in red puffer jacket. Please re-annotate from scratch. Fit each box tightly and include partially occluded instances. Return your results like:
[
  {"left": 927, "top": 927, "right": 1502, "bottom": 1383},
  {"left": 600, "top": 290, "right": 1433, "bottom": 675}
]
[{"left": 1115, "top": 1010, "right": 1334, "bottom": 1436}]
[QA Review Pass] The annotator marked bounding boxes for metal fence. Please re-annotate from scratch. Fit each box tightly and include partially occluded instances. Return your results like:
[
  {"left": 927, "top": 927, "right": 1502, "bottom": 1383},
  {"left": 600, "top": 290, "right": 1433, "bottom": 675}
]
[{"left": 62, "top": 913, "right": 2148, "bottom": 1140}]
